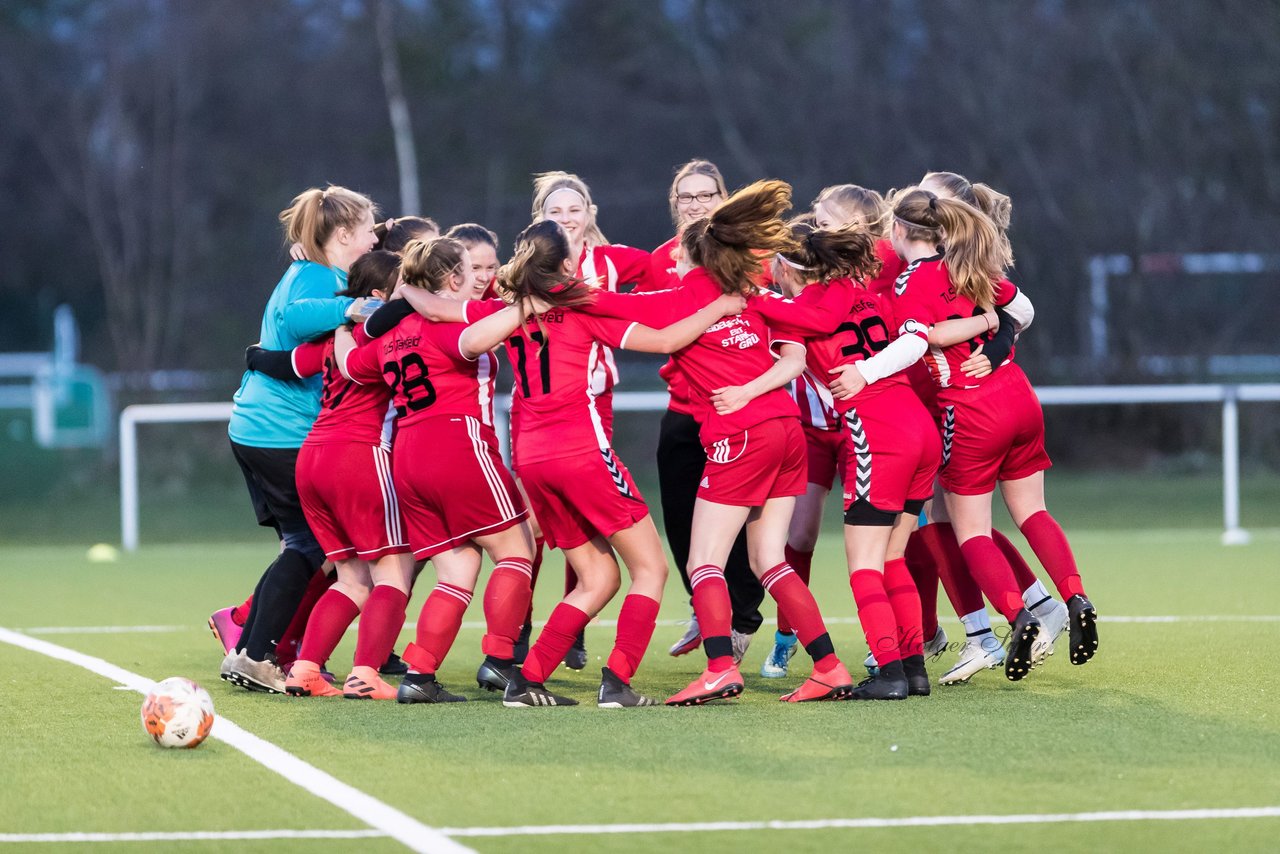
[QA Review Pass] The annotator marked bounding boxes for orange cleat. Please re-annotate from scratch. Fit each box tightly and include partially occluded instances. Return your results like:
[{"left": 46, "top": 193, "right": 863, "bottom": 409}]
[
  {"left": 343, "top": 666, "right": 398, "bottom": 700},
  {"left": 665, "top": 664, "right": 744, "bottom": 706},
  {"left": 780, "top": 661, "right": 854, "bottom": 702},
  {"left": 285, "top": 660, "right": 341, "bottom": 697}
]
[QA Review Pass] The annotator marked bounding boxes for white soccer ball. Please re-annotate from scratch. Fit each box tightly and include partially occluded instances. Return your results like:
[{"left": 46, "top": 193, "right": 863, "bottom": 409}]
[{"left": 141, "top": 677, "right": 215, "bottom": 749}]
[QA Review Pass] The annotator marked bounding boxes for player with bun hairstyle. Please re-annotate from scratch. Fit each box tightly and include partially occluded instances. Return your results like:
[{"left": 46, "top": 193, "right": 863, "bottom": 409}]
[
  {"left": 494, "top": 220, "right": 746, "bottom": 708},
  {"left": 643, "top": 180, "right": 855, "bottom": 705},
  {"left": 222, "top": 185, "right": 379, "bottom": 694},
  {"left": 375, "top": 216, "right": 440, "bottom": 253},
  {"left": 886, "top": 189, "right": 1098, "bottom": 681},
  {"left": 651, "top": 160, "right": 766, "bottom": 664},
  {"left": 334, "top": 237, "right": 545, "bottom": 704}
]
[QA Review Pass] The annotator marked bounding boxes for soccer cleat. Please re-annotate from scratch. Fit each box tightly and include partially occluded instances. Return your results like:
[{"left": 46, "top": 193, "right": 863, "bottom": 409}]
[
  {"left": 513, "top": 622, "right": 532, "bottom": 665},
  {"left": 780, "top": 661, "right": 854, "bottom": 702},
  {"left": 923, "top": 625, "right": 949, "bottom": 660},
  {"left": 219, "top": 649, "right": 241, "bottom": 683},
  {"left": 1004, "top": 609, "right": 1041, "bottom": 682},
  {"left": 862, "top": 650, "right": 880, "bottom": 677},
  {"left": 343, "top": 666, "right": 398, "bottom": 700},
  {"left": 1067, "top": 594, "right": 1099, "bottom": 665},
  {"left": 397, "top": 672, "right": 467, "bottom": 704},
  {"left": 226, "top": 651, "right": 286, "bottom": 694},
  {"left": 502, "top": 672, "right": 578, "bottom": 708},
  {"left": 597, "top": 667, "right": 660, "bottom": 708},
  {"left": 475, "top": 656, "right": 520, "bottom": 693},
  {"left": 285, "top": 660, "right": 342, "bottom": 697},
  {"left": 760, "top": 631, "right": 798, "bottom": 678},
  {"left": 730, "top": 629, "right": 754, "bottom": 665},
  {"left": 902, "top": 654, "right": 931, "bottom": 697},
  {"left": 1029, "top": 598, "right": 1069, "bottom": 666},
  {"left": 665, "top": 664, "right": 745, "bottom": 706},
  {"left": 939, "top": 632, "right": 1005, "bottom": 685},
  {"left": 379, "top": 651, "right": 409, "bottom": 676},
  {"left": 208, "top": 607, "right": 242, "bottom": 655},
  {"left": 562, "top": 630, "right": 588, "bottom": 671},
  {"left": 848, "top": 659, "right": 909, "bottom": 700},
  {"left": 667, "top": 612, "right": 701, "bottom": 656}
]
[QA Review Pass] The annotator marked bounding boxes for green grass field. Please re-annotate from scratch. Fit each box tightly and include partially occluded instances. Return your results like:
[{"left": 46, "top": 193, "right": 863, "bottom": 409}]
[{"left": 3, "top": 512, "right": 1279, "bottom": 852}]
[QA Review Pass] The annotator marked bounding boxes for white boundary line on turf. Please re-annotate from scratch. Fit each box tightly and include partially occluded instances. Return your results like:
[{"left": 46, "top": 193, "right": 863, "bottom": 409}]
[
  {"left": 0, "top": 831, "right": 386, "bottom": 843},
  {"left": 0, "top": 627, "right": 473, "bottom": 854},
  {"left": 438, "top": 807, "right": 1280, "bottom": 837}
]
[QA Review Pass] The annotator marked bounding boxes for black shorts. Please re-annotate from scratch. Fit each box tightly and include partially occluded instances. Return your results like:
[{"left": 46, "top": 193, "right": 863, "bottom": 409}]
[{"left": 230, "top": 441, "right": 307, "bottom": 536}]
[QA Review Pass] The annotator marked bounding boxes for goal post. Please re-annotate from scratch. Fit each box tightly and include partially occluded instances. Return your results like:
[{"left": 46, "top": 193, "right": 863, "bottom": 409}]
[{"left": 118, "top": 386, "right": 1280, "bottom": 551}]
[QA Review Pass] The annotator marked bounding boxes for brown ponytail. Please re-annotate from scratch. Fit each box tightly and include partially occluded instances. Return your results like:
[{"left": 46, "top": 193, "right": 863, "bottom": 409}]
[
  {"left": 893, "top": 189, "right": 1008, "bottom": 308},
  {"left": 496, "top": 220, "right": 593, "bottom": 343},
  {"left": 778, "top": 220, "right": 881, "bottom": 284},
  {"left": 278, "top": 185, "right": 376, "bottom": 267},
  {"left": 680, "top": 179, "right": 798, "bottom": 296}
]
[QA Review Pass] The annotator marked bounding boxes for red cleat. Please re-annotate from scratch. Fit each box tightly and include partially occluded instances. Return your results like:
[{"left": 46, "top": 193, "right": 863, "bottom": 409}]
[
  {"left": 665, "top": 664, "right": 744, "bottom": 706},
  {"left": 780, "top": 661, "right": 854, "bottom": 703},
  {"left": 285, "top": 660, "right": 342, "bottom": 697}
]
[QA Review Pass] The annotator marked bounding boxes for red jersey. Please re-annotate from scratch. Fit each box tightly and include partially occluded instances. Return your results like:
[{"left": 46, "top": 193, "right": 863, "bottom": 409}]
[
  {"left": 779, "top": 284, "right": 843, "bottom": 431},
  {"left": 343, "top": 301, "right": 503, "bottom": 430},
  {"left": 299, "top": 325, "right": 394, "bottom": 447},
  {"left": 890, "top": 255, "right": 1019, "bottom": 390},
  {"left": 503, "top": 308, "right": 637, "bottom": 466},
  {"left": 866, "top": 239, "right": 906, "bottom": 297},
  {"left": 644, "top": 236, "right": 694, "bottom": 415},
  {"left": 754, "top": 278, "right": 909, "bottom": 415}
]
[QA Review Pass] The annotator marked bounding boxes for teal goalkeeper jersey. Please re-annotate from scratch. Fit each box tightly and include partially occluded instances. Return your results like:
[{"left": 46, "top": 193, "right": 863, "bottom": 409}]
[{"left": 228, "top": 261, "right": 354, "bottom": 448}]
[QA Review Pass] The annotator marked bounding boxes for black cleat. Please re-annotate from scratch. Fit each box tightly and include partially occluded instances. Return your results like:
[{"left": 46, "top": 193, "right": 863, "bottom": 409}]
[
  {"left": 396, "top": 673, "right": 467, "bottom": 704},
  {"left": 902, "top": 654, "right": 931, "bottom": 697},
  {"left": 849, "top": 659, "right": 908, "bottom": 700},
  {"left": 476, "top": 656, "right": 520, "bottom": 692},
  {"left": 1004, "top": 609, "right": 1041, "bottom": 681},
  {"left": 513, "top": 622, "right": 532, "bottom": 665},
  {"left": 597, "top": 667, "right": 659, "bottom": 708},
  {"left": 1067, "top": 595, "right": 1099, "bottom": 665},
  {"left": 562, "top": 630, "right": 588, "bottom": 670},
  {"left": 379, "top": 651, "right": 408, "bottom": 676},
  {"left": 503, "top": 671, "right": 578, "bottom": 708}
]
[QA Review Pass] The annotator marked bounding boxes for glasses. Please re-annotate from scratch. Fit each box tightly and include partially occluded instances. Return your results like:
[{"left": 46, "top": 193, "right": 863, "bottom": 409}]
[{"left": 675, "top": 191, "right": 721, "bottom": 206}]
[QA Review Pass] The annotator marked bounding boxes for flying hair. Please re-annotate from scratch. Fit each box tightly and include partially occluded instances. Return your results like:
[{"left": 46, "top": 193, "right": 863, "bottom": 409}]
[
  {"left": 496, "top": 220, "right": 592, "bottom": 347},
  {"left": 778, "top": 220, "right": 882, "bottom": 285},
  {"left": 680, "top": 179, "right": 799, "bottom": 297},
  {"left": 813, "top": 184, "right": 890, "bottom": 237},
  {"left": 278, "top": 185, "right": 376, "bottom": 268}
]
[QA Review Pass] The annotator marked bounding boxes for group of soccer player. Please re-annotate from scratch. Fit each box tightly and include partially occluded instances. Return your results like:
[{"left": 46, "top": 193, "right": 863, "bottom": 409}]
[{"left": 211, "top": 158, "right": 1099, "bottom": 709}]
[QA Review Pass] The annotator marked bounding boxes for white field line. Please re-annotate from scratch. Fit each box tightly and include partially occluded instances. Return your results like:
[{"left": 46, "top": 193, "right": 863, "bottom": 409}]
[
  {"left": 14, "top": 614, "right": 1280, "bottom": 635},
  {"left": 0, "top": 627, "right": 473, "bottom": 854},
  {"left": 5, "top": 806, "right": 1280, "bottom": 844}
]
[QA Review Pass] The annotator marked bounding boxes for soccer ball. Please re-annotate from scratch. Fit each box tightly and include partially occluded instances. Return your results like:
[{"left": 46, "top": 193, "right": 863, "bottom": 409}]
[{"left": 141, "top": 677, "right": 215, "bottom": 749}]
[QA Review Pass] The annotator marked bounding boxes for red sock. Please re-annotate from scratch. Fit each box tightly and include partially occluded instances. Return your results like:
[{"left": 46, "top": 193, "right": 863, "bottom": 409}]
[
  {"left": 993, "top": 528, "right": 1038, "bottom": 590},
  {"left": 903, "top": 529, "right": 939, "bottom": 639},
  {"left": 402, "top": 583, "right": 472, "bottom": 675},
  {"left": 884, "top": 557, "right": 924, "bottom": 658},
  {"left": 689, "top": 565, "right": 734, "bottom": 671},
  {"left": 482, "top": 557, "right": 533, "bottom": 660},
  {"left": 276, "top": 570, "right": 334, "bottom": 664},
  {"left": 1019, "top": 511, "right": 1086, "bottom": 599},
  {"left": 297, "top": 588, "right": 360, "bottom": 665},
  {"left": 958, "top": 536, "right": 1024, "bottom": 622},
  {"left": 231, "top": 595, "right": 253, "bottom": 626},
  {"left": 849, "top": 569, "right": 901, "bottom": 666},
  {"left": 525, "top": 537, "right": 544, "bottom": 626},
  {"left": 523, "top": 602, "right": 590, "bottom": 684},
  {"left": 353, "top": 584, "right": 407, "bottom": 669},
  {"left": 761, "top": 563, "right": 837, "bottom": 673},
  {"left": 924, "top": 522, "right": 986, "bottom": 618},
  {"left": 778, "top": 544, "right": 814, "bottom": 635},
  {"left": 606, "top": 594, "right": 660, "bottom": 683}
]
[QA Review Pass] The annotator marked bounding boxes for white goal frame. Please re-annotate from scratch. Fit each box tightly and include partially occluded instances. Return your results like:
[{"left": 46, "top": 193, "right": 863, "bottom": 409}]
[{"left": 119, "top": 385, "right": 1280, "bottom": 551}]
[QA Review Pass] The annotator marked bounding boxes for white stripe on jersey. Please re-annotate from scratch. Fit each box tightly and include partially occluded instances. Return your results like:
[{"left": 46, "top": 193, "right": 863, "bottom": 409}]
[
  {"left": 466, "top": 416, "right": 517, "bottom": 519},
  {"left": 476, "top": 352, "right": 494, "bottom": 427},
  {"left": 927, "top": 342, "right": 951, "bottom": 388},
  {"left": 379, "top": 401, "right": 395, "bottom": 451},
  {"left": 584, "top": 346, "right": 612, "bottom": 451}
]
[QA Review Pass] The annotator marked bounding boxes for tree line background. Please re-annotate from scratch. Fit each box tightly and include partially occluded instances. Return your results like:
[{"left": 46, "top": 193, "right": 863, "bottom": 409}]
[{"left": 1, "top": 0, "right": 1278, "bottom": 490}]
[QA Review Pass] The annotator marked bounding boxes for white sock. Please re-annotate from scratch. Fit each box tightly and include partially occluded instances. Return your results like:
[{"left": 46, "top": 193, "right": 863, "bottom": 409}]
[
  {"left": 961, "top": 609, "right": 1002, "bottom": 654},
  {"left": 1022, "top": 579, "right": 1053, "bottom": 613}
]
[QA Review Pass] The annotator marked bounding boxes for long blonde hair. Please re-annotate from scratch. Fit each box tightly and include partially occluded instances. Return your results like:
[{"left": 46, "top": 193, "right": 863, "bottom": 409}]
[
  {"left": 893, "top": 189, "right": 1009, "bottom": 308},
  {"left": 278, "top": 186, "right": 376, "bottom": 267},
  {"left": 813, "top": 184, "right": 890, "bottom": 238},
  {"left": 531, "top": 171, "right": 608, "bottom": 247}
]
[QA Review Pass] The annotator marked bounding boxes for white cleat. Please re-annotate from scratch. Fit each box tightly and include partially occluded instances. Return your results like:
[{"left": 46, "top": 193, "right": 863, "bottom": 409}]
[
  {"left": 731, "top": 629, "right": 754, "bottom": 665},
  {"left": 1030, "top": 599, "right": 1069, "bottom": 666},
  {"left": 923, "top": 626, "right": 949, "bottom": 660},
  {"left": 939, "top": 633, "right": 1005, "bottom": 685},
  {"left": 668, "top": 612, "right": 701, "bottom": 656}
]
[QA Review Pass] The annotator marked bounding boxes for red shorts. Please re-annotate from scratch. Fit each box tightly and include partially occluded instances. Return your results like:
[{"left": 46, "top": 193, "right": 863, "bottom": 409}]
[
  {"left": 393, "top": 416, "right": 527, "bottom": 559},
  {"left": 907, "top": 361, "right": 940, "bottom": 425},
  {"left": 938, "top": 364, "right": 1052, "bottom": 496},
  {"left": 296, "top": 441, "right": 408, "bottom": 562},
  {"left": 516, "top": 448, "right": 649, "bottom": 550},
  {"left": 841, "top": 384, "right": 941, "bottom": 515},
  {"left": 803, "top": 424, "right": 848, "bottom": 491},
  {"left": 699, "top": 417, "right": 807, "bottom": 507}
]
